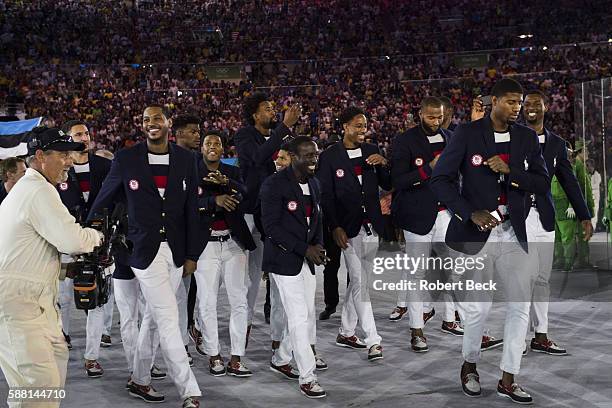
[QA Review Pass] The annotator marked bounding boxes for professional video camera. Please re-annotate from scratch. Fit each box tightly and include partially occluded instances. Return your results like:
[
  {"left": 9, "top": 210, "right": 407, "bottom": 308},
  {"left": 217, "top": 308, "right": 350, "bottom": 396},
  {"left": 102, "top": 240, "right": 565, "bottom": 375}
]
[{"left": 71, "top": 204, "right": 131, "bottom": 310}]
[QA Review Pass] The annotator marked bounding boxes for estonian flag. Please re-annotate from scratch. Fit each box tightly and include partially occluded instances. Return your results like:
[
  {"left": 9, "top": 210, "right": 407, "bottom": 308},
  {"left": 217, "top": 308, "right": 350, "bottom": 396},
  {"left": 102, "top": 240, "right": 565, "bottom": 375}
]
[{"left": 0, "top": 117, "right": 43, "bottom": 159}]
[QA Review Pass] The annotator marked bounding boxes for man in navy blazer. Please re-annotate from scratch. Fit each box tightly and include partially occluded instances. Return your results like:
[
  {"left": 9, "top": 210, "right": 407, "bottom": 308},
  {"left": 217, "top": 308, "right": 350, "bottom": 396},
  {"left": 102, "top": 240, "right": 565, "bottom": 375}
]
[
  {"left": 56, "top": 120, "right": 115, "bottom": 379},
  {"left": 88, "top": 105, "right": 201, "bottom": 407},
  {"left": 260, "top": 136, "right": 327, "bottom": 399},
  {"left": 522, "top": 90, "right": 592, "bottom": 357},
  {"left": 390, "top": 97, "right": 462, "bottom": 353},
  {"left": 234, "top": 92, "right": 300, "bottom": 332},
  {"left": 194, "top": 130, "right": 256, "bottom": 378},
  {"left": 430, "top": 78, "right": 549, "bottom": 404},
  {"left": 317, "top": 107, "right": 390, "bottom": 361}
]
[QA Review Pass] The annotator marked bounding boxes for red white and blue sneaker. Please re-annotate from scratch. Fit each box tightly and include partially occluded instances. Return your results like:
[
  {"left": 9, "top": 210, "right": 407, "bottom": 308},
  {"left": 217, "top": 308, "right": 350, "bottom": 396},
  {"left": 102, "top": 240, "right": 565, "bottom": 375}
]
[{"left": 530, "top": 338, "right": 567, "bottom": 355}]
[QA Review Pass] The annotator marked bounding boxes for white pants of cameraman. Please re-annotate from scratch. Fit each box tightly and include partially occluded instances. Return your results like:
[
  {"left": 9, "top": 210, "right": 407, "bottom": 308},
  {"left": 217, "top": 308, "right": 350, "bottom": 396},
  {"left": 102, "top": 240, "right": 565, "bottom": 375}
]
[
  {"left": 195, "top": 237, "right": 248, "bottom": 356},
  {"left": 114, "top": 277, "right": 159, "bottom": 372},
  {"left": 0, "top": 277, "right": 68, "bottom": 408},
  {"left": 400, "top": 210, "right": 456, "bottom": 328},
  {"left": 270, "top": 262, "right": 317, "bottom": 385},
  {"left": 84, "top": 266, "right": 114, "bottom": 361},
  {"left": 131, "top": 242, "right": 201, "bottom": 399},
  {"left": 526, "top": 208, "right": 555, "bottom": 334},
  {"left": 245, "top": 214, "right": 264, "bottom": 325},
  {"left": 340, "top": 227, "right": 382, "bottom": 348}
]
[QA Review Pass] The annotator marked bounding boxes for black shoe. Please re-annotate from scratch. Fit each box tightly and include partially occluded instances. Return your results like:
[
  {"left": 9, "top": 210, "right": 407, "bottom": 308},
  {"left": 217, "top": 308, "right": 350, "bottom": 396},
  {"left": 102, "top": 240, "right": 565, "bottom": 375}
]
[
  {"left": 150, "top": 365, "right": 166, "bottom": 380},
  {"left": 128, "top": 382, "right": 165, "bottom": 403},
  {"left": 318, "top": 307, "right": 336, "bottom": 321},
  {"left": 423, "top": 308, "right": 436, "bottom": 324}
]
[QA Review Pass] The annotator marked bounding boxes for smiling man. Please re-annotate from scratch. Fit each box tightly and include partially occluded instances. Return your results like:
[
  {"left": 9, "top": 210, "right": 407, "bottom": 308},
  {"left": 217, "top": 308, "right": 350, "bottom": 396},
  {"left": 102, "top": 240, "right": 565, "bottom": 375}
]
[
  {"left": 194, "top": 130, "right": 256, "bottom": 378},
  {"left": 88, "top": 105, "right": 201, "bottom": 408},
  {"left": 317, "top": 107, "right": 391, "bottom": 362},
  {"left": 260, "top": 136, "right": 327, "bottom": 398},
  {"left": 522, "top": 90, "right": 592, "bottom": 356}
]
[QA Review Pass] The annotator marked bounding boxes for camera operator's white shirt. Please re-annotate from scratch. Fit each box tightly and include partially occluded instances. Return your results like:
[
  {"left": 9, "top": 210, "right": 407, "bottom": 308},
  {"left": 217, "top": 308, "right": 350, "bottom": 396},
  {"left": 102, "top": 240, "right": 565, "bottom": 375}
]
[{"left": 0, "top": 168, "right": 102, "bottom": 285}]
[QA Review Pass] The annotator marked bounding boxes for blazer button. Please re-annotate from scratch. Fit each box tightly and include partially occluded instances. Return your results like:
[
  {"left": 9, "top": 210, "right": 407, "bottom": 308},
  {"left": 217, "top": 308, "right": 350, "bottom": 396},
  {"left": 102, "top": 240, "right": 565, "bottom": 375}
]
[
  {"left": 159, "top": 228, "right": 165, "bottom": 234},
  {"left": 161, "top": 212, "right": 165, "bottom": 217},
  {"left": 497, "top": 197, "right": 500, "bottom": 201}
]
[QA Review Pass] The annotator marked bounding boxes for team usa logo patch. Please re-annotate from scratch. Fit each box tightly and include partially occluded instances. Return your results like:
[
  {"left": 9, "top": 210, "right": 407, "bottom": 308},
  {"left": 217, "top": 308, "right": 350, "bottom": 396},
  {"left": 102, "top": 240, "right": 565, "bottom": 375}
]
[
  {"left": 287, "top": 201, "right": 298, "bottom": 211},
  {"left": 59, "top": 182, "right": 68, "bottom": 191},
  {"left": 414, "top": 157, "right": 424, "bottom": 166},
  {"left": 471, "top": 154, "right": 483, "bottom": 166},
  {"left": 129, "top": 179, "right": 139, "bottom": 191},
  {"left": 335, "top": 169, "right": 345, "bottom": 178}
]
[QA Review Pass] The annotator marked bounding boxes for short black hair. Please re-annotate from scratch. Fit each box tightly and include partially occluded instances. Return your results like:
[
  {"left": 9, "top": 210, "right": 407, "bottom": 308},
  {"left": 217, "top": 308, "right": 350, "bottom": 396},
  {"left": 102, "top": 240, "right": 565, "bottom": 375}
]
[
  {"left": 243, "top": 92, "right": 269, "bottom": 125},
  {"left": 420, "top": 96, "right": 443, "bottom": 110},
  {"left": 287, "top": 136, "right": 315, "bottom": 154},
  {"left": 437, "top": 96, "right": 454, "bottom": 111},
  {"left": 144, "top": 104, "right": 171, "bottom": 119},
  {"left": 524, "top": 89, "right": 549, "bottom": 104},
  {"left": 61, "top": 120, "right": 87, "bottom": 135},
  {"left": 491, "top": 78, "right": 523, "bottom": 98},
  {"left": 172, "top": 114, "right": 201, "bottom": 132},
  {"left": 339, "top": 107, "right": 366, "bottom": 126},
  {"left": 202, "top": 129, "right": 226, "bottom": 147}
]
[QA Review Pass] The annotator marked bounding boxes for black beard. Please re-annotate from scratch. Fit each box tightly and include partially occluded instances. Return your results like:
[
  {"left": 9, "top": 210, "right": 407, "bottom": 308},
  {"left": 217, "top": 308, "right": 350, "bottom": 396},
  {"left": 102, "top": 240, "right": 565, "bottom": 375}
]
[{"left": 421, "top": 123, "right": 438, "bottom": 136}]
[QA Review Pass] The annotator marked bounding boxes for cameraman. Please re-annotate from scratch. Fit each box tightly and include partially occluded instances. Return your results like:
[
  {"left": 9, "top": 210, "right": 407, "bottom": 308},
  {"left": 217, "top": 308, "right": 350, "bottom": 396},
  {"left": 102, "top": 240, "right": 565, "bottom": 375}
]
[
  {"left": 55, "top": 120, "right": 114, "bottom": 378},
  {"left": 0, "top": 127, "right": 103, "bottom": 407}
]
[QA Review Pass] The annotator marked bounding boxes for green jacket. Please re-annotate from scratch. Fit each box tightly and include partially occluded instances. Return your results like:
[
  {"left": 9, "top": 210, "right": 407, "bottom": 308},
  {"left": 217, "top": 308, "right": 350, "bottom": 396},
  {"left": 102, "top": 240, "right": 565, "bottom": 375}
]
[{"left": 552, "top": 159, "right": 594, "bottom": 221}]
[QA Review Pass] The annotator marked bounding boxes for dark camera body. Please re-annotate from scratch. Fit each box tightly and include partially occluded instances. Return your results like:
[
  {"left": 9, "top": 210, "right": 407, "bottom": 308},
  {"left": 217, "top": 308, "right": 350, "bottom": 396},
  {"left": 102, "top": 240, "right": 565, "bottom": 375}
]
[{"left": 71, "top": 207, "right": 131, "bottom": 310}]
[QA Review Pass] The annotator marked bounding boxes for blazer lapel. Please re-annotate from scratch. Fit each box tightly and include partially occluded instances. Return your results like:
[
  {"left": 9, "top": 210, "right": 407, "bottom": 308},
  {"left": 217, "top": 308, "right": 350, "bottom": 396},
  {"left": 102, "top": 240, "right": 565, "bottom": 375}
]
[
  {"left": 286, "top": 169, "right": 307, "bottom": 226},
  {"left": 166, "top": 143, "right": 180, "bottom": 198},
  {"left": 481, "top": 116, "right": 497, "bottom": 160},
  {"left": 337, "top": 142, "right": 361, "bottom": 185},
  {"left": 416, "top": 127, "right": 434, "bottom": 160}
]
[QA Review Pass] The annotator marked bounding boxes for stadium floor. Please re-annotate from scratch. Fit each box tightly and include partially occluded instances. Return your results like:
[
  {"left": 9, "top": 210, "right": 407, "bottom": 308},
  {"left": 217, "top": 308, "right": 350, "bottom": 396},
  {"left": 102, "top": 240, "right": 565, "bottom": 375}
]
[{"left": 1, "top": 233, "right": 611, "bottom": 408}]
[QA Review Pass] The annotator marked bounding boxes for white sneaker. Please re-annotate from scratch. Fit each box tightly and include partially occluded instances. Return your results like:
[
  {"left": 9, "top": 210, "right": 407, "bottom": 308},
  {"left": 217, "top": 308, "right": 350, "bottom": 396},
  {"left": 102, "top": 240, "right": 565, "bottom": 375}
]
[
  {"left": 315, "top": 354, "right": 328, "bottom": 370},
  {"left": 411, "top": 336, "right": 428, "bottom": 353},
  {"left": 209, "top": 358, "right": 226, "bottom": 376}
]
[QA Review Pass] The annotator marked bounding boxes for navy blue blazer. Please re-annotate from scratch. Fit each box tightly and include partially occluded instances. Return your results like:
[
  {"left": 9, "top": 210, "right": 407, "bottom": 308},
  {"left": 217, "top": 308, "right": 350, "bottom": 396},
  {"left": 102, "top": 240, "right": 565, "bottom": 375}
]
[
  {"left": 317, "top": 141, "right": 392, "bottom": 239},
  {"left": 234, "top": 123, "right": 293, "bottom": 215},
  {"left": 57, "top": 153, "right": 111, "bottom": 221},
  {"left": 88, "top": 142, "right": 200, "bottom": 269},
  {"left": 260, "top": 168, "right": 323, "bottom": 276},
  {"left": 430, "top": 117, "right": 550, "bottom": 254},
  {"left": 390, "top": 126, "right": 454, "bottom": 234},
  {"left": 197, "top": 160, "right": 256, "bottom": 254},
  {"left": 528, "top": 128, "right": 590, "bottom": 230}
]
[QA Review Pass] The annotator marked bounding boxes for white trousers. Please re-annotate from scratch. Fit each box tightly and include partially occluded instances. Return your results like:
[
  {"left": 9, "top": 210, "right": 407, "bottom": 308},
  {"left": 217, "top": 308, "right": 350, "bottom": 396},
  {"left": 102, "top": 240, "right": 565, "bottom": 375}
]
[
  {"left": 339, "top": 227, "right": 382, "bottom": 348},
  {"left": 400, "top": 210, "right": 457, "bottom": 327},
  {"left": 269, "top": 276, "right": 288, "bottom": 342},
  {"left": 271, "top": 263, "right": 317, "bottom": 385},
  {"left": 195, "top": 237, "right": 248, "bottom": 356},
  {"left": 176, "top": 275, "right": 190, "bottom": 346},
  {"left": 526, "top": 209, "right": 555, "bottom": 334},
  {"left": 0, "top": 277, "right": 68, "bottom": 408},
  {"left": 245, "top": 214, "right": 264, "bottom": 325},
  {"left": 131, "top": 242, "right": 201, "bottom": 399},
  {"left": 113, "top": 277, "right": 159, "bottom": 372},
  {"left": 454, "top": 223, "right": 531, "bottom": 375}
]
